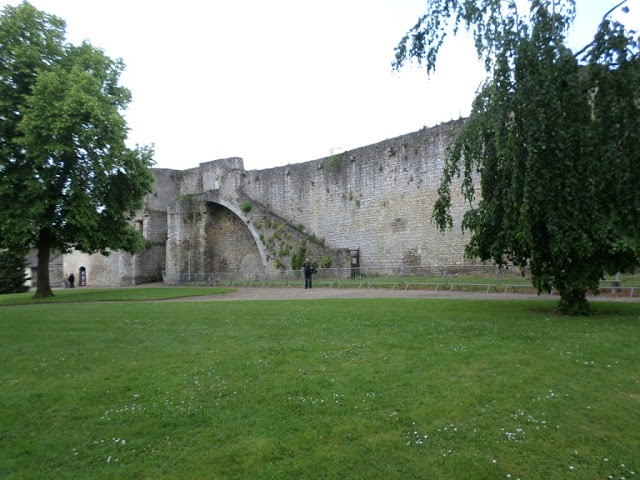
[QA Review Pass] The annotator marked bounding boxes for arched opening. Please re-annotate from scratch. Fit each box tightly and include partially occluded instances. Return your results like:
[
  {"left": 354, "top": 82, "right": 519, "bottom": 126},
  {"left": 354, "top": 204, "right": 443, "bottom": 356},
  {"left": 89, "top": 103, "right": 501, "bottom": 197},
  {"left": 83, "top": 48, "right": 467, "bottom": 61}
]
[
  {"left": 204, "top": 202, "right": 263, "bottom": 276},
  {"left": 79, "top": 266, "right": 87, "bottom": 287}
]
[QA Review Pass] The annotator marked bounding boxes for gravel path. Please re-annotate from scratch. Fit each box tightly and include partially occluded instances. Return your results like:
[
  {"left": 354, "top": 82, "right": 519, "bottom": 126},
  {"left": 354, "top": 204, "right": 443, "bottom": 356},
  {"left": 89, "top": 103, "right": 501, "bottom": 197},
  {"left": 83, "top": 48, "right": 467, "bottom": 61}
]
[{"left": 164, "top": 286, "right": 639, "bottom": 303}]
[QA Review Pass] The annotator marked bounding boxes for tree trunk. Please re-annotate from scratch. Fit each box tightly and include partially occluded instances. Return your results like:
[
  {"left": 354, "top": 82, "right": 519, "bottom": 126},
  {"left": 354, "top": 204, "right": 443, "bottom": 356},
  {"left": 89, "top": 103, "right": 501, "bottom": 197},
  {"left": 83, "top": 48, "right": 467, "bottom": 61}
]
[
  {"left": 33, "top": 228, "right": 54, "bottom": 298},
  {"left": 556, "top": 287, "right": 590, "bottom": 315}
]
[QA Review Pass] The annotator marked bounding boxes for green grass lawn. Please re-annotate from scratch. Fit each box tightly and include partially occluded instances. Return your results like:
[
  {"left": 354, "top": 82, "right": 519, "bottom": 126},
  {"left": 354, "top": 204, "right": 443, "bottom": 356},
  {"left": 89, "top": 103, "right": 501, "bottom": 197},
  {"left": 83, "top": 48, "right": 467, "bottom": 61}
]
[
  {"left": 0, "top": 287, "right": 233, "bottom": 306},
  {"left": 1, "top": 294, "right": 638, "bottom": 479}
]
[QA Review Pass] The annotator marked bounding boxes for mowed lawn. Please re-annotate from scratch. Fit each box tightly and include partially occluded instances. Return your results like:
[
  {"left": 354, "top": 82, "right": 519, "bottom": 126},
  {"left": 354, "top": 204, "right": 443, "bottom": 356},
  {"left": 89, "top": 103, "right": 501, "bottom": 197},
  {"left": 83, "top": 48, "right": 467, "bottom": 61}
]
[{"left": 0, "top": 293, "right": 638, "bottom": 479}]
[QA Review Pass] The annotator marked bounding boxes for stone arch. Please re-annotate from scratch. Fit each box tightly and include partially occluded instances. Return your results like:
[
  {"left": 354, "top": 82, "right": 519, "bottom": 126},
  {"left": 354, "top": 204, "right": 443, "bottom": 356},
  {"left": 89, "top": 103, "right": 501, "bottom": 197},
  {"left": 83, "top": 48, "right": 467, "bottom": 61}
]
[{"left": 202, "top": 195, "right": 268, "bottom": 273}]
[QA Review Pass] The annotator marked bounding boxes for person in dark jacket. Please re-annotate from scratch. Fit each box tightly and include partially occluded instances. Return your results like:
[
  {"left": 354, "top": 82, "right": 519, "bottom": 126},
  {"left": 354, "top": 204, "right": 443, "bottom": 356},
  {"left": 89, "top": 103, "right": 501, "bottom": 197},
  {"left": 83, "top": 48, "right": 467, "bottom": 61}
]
[
  {"left": 303, "top": 257, "right": 313, "bottom": 289},
  {"left": 68, "top": 273, "right": 75, "bottom": 288}
]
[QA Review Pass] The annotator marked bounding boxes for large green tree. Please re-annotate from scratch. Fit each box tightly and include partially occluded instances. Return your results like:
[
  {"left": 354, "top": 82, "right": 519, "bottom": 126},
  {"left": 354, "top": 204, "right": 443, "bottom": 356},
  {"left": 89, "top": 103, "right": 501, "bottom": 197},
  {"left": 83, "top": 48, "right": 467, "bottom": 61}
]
[
  {"left": 0, "top": 2, "right": 155, "bottom": 298},
  {"left": 394, "top": 0, "right": 640, "bottom": 314}
]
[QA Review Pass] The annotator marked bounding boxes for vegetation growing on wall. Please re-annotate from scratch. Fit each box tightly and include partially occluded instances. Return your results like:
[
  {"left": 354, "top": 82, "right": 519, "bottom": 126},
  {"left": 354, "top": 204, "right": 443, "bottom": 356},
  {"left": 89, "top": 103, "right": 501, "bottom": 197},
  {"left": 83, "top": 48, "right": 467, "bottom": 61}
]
[
  {"left": 241, "top": 200, "right": 337, "bottom": 271},
  {"left": 290, "top": 243, "right": 307, "bottom": 270},
  {"left": 309, "top": 233, "right": 325, "bottom": 247},
  {"left": 240, "top": 201, "right": 252, "bottom": 213},
  {"left": 326, "top": 153, "right": 344, "bottom": 171}
]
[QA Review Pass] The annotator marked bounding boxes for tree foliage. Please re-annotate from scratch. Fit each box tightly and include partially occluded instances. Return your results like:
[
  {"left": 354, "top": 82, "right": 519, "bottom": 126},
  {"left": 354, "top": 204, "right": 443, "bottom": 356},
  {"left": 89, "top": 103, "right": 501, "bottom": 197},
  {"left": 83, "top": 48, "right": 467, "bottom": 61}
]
[
  {"left": 291, "top": 243, "right": 308, "bottom": 271},
  {"left": 0, "top": 250, "right": 30, "bottom": 294},
  {"left": 394, "top": 0, "right": 640, "bottom": 314},
  {"left": 0, "top": 2, "right": 155, "bottom": 298}
]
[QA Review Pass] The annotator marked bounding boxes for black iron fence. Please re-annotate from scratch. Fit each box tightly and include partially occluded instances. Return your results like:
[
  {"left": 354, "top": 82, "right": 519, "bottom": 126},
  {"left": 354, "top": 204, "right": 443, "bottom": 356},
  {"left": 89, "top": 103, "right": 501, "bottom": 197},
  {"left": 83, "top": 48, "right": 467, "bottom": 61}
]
[{"left": 161, "top": 266, "right": 639, "bottom": 297}]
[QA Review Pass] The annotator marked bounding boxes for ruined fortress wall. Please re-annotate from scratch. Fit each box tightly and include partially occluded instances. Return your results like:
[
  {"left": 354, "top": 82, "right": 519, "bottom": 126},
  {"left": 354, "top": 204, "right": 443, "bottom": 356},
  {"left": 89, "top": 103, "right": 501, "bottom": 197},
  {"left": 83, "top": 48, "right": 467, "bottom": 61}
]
[
  {"left": 62, "top": 169, "right": 182, "bottom": 286},
  {"left": 63, "top": 250, "right": 123, "bottom": 287},
  {"left": 135, "top": 169, "right": 183, "bottom": 282},
  {"left": 241, "top": 119, "right": 469, "bottom": 267},
  {"left": 59, "top": 119, "right": 471, "bottom": 286},
  {"left": 145, "top": 168, "right": 183, "bottom": 243},
  {"left": 165, "top": 158, "right": 261, "bottom": 276},
  {"left": 178, "top": 157, "right": 245, "bottom": 197}
]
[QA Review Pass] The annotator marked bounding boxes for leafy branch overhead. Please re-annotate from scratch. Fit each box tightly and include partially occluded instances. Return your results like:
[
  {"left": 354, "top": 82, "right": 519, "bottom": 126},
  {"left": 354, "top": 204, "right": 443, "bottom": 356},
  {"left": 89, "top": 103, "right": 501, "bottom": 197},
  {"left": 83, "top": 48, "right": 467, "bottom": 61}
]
[{"left": 394, "top": 0, "right": 640, "bottom": 314}]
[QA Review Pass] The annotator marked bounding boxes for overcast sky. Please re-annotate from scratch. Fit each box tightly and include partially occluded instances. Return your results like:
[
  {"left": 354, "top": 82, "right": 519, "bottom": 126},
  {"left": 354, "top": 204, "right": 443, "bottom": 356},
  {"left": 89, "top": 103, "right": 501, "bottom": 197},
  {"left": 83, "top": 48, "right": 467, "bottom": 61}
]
[{"left": 4, "top": 1, "right": 639, "bottom": 171}]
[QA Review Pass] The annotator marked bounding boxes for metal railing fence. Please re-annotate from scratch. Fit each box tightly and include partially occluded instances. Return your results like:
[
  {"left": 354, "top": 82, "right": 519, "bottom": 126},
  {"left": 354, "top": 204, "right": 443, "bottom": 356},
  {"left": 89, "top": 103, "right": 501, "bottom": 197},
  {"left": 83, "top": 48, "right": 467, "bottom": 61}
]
[{"left": 161, "top": 266, "right": 639, "bottom": 297}]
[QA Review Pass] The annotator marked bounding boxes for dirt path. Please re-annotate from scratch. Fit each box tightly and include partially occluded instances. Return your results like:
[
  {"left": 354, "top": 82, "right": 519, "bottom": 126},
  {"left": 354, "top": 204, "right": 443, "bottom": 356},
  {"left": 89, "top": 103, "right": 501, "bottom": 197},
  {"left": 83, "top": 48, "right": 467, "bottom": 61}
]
[{"left": 163, "top": 286, "right": 640, "bottom": 303}]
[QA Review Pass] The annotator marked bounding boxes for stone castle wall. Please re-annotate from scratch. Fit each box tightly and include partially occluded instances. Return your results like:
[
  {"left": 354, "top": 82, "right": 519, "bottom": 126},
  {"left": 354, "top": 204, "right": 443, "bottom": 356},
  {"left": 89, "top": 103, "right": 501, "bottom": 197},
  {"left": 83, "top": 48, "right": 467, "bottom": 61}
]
[
  {"left": 61, "top": 169, "right": 182, "bottom": 286},
  {"left": 59, "top": 119, "right": 470, "bottom": 286},
  {"left": 240, "top": 119, "right": 468, "bottom": 267}
]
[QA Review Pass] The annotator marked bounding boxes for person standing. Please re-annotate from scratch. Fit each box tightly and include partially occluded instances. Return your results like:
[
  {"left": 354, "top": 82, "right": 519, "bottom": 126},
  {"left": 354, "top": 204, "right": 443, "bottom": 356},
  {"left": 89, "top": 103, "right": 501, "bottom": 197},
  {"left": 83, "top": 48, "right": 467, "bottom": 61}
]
[
  {"left": 68, "top": 272, "right": 75, "bottom": 288},
  {"left": 63, "top": 274, "right": 69, "bottom": 289},
  {"left": 303, "top": 257, "right": 313, "bottom": 289}
]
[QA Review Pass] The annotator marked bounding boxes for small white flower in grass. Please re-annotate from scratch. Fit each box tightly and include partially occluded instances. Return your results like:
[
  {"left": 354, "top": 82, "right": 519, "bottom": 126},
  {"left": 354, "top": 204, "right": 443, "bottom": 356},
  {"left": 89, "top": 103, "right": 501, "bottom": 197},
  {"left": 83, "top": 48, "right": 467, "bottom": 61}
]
[{"left": 569, "top": 466, "right": 575, "bottom": 471}]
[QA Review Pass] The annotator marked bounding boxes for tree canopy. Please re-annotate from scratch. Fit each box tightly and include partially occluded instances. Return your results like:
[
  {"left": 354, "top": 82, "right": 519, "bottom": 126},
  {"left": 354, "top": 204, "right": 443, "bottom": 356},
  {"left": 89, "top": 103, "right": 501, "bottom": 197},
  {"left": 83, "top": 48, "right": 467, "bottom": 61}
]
[
  {"left": 0, "top": 2, "right": 155, "bottom": 298},
  {"left": 394, "top": 0, "right": 640, "bottom": 314}
]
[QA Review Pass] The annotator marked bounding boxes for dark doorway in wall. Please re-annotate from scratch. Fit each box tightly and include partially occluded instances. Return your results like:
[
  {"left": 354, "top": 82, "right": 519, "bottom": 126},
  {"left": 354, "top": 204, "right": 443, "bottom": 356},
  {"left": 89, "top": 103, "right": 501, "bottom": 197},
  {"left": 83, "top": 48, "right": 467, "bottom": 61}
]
[
  {"left": 79, "top": 266, "right": 86, "bottom": 286},
  {"left": 204, "top": 202, "right": 263, "bottom": 275}
]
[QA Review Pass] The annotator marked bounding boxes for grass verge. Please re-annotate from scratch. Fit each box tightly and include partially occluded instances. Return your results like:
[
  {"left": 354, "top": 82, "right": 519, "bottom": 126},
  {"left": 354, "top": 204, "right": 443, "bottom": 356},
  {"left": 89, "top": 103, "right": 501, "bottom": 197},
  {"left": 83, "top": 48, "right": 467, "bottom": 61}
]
[
  {"left": 0, "top": 287, "right": 233, "bottom": 306},
  {"left": 1, "top": 297, "right": 638, "bottom": 479}
]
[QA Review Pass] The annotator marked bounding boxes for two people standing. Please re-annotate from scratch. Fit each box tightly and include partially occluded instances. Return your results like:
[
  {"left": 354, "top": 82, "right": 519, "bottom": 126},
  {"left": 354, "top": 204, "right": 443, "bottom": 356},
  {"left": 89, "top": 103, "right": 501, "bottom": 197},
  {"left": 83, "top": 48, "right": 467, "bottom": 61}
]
[{"left": 63, "top": 273, "right": 75, "bottom": 288}]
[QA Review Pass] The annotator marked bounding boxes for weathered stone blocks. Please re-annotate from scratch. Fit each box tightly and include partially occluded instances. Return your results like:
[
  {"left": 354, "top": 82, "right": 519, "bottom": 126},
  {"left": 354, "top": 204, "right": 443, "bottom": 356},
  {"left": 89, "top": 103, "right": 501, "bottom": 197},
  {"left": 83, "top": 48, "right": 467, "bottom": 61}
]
[{"left": 61, "top": 119, "right": 470, "bottom": 285}]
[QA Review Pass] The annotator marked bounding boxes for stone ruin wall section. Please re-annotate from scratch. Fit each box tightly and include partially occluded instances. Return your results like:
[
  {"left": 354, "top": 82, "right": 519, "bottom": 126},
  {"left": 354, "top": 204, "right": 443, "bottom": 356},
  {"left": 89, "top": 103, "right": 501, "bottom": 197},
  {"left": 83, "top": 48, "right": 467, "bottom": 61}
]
[
  {"left": 166, "top": 158, "right": 254, "bottom": 276},
  {"left": 63, "top": 169, "right": 182, "bottom": 286},
  {"left": 240, "top": 119, "right": 470, "bottom": 267},
  {"left": 60, "top": 119, "right": 472, "bottom": 286},
  {"left": 146, "top": 119, "right": 474, "bottom": 283}
]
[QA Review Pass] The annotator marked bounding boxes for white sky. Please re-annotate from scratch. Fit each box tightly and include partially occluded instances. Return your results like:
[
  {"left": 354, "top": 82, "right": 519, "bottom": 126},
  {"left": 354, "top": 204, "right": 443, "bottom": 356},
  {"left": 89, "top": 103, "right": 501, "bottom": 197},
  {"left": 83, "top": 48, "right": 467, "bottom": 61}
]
[{"left": 4, "top": 0, "right": 639, "bottom": 171}]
